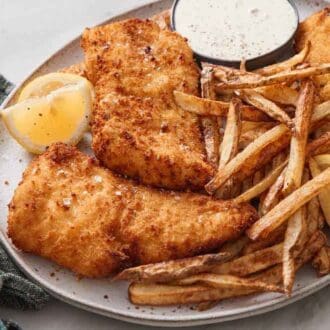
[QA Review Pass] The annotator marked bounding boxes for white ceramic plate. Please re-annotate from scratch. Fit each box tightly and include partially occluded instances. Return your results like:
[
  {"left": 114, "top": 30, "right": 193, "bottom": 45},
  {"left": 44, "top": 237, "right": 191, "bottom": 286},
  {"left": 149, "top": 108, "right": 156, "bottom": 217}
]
[{"left": 0, "top": 0, "right": 329, "bottom": 327}]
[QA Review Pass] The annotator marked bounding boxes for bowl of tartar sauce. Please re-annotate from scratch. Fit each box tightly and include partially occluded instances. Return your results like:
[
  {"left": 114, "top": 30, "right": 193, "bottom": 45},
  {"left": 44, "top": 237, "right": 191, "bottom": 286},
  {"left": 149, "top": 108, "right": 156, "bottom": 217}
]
[{"left": 171, "top": 0, "right": 299, "bottom": 69}]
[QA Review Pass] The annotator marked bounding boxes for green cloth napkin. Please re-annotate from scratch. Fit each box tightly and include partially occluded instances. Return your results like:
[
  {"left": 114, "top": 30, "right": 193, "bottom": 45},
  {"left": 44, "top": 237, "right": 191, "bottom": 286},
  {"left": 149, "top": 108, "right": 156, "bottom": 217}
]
[{"left": 0, "top": 75, "right": 50, "bottom": 329}]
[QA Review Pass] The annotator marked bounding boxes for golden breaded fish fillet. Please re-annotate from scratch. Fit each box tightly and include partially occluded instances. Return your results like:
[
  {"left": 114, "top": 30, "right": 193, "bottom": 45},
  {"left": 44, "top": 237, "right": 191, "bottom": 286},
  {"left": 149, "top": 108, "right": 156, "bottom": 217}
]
[
  {"left": 58, "top": 11, "right": 171, "bottom": 77},
  {"left": 8, "top": 143, "right": 257, "bottom": 278},
  {"left": 81, "top": 19, "right": 214, "bottom": 190},
  {"left": 295, "top": 7, "right": 330, "bottom": 64}
]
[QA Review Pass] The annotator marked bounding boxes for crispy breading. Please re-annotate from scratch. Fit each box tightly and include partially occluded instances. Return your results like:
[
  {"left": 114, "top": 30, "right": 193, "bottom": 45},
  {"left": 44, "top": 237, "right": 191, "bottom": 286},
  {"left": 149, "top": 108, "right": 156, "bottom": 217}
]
[
  {"left": 59, "top": 62, "right": 86, "bottom": 77},
  {"left": 81, "top": 19, "right": 213, "bottom": 190},
  {"left": 59, "top": 11, "right": 171, "bottom": 76},
  {"left": 295, "top": 8, "right": 330, "bottom": 65},
  {"left": 8, "top": 143, "right": 258, "bottom": 278}
]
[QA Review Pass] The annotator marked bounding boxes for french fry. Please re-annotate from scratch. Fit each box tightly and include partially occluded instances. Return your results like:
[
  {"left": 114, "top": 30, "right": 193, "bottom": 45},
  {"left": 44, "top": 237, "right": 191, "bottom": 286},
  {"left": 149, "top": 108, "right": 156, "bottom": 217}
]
[
  {"left": 240, "top": 59, "right": 247, "bottom": 72},
  {"left": 212, "top": 64, "right": 258, "bottom": 81},
  {"left": 307, "top": 197, "right": 321, "bottom": 236},
  {"left": 306, "top": 132, "right": 330, "bottom": 157},
  {"left": 174, "top": 90, "right": 228, "bottom": 116},
  {"left": 173, "top": 90, "right": 271, "bottom": 121},
  {"left": 128, "top": 279, "right": 281, "bottom": 306},
  {"left": 234, "top": 160, "right": 287, "bottom": 204},
  {"left": 239, "top": 126, "right": 272, "bottom": 150},
  {"left": 312, "top": 247, "right": 330, "bottom": 276},
  {"left": 260, "top": 135, "right": 330, "bottom": 216},
  {"left": 176, "top": 274, "right": 282, "bottom": 293},
  {"left": 218, "top": 99, "right": 242, "bottom": 168},
  {"left": 241, "top": 121, "right": 275, "bottom": 134},
  {"left": 309, "top": 158, "right": 330, "bottom": 226},
  {"left": 282, "top": 79, "right": 315, "bottom": 295},
  {"left": 218, "top": 236, "right": 250, "bottom": 257},
  {"left": 114, "top": 252, "right": 231, "bottom": 283},
  {"left": 259, "top": 167, "right": 286, "bottom": 216},
  {"left": 310, "top": 101, "right": 330, "bottom": 128},
  {"left": 314, "top": 153, "right": 330, "bottom": 170},
  {"left": 129, "top": 232, "right": 326, "bottom": 307},
  {"left": 255, "top": 42, "right": 311, "bottom": 76},
  {"left": 256, "top": 85, "right": 299, "bottom": 106},
  {"left": 216, "top": 63, "right": 330, "bottom": 90},
  {"left": 200, "top": 67, "right": 221, "bottom": 168},
  {"left": 202, "top": 118, "right": 221, "bottom": 168},
  {"left": 242, "top": 225, "right": 286, "bottom": 255},
  {"left": 237, "top": 89, "right": 293, "bottom": 126},
  {"left": 212, "top": 243, "right": 283, "bottom": 277},
  {"left": 205, "top": 124, "right": 291, "bottom": 194},
  {"left": 295, "top": 231, "right": 327, "bottom": 269},
  {"left": 251, "top": 230, "right": 327, "bottom": 284},
  {"left": 216, "top": 98, "right": 242, "bottom": 199},
  {"left": 246, "top": 167, "right": 330, "bottom": 240},
  {"left": 282, "top": 206, "right": 308, "bottom": 294},
  {"left": 283, "top": 80, "right": 315, "bottom": 195}
]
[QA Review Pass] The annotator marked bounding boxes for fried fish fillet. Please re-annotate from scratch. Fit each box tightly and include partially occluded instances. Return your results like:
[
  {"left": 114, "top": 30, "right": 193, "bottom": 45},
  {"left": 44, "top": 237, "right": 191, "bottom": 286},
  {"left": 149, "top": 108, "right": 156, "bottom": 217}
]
[
  {"left": 8, "top": 143, "right": 257, "bottom": 278},
  {"left": 295, "top": 7, "right": 330, "bottom": 65},
  {"left": 81, "top": 19, "right": 214, "bottom": 190},
  {"left": 58, "top": 11, "right": 171, "bottom": 77}
]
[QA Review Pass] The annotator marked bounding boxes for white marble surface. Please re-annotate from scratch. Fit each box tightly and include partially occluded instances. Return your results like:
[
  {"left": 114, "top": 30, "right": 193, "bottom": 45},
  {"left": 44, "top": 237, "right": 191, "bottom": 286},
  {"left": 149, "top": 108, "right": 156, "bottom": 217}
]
[{"left": 0, "top": 0, "right": 329, "bottom": 329}]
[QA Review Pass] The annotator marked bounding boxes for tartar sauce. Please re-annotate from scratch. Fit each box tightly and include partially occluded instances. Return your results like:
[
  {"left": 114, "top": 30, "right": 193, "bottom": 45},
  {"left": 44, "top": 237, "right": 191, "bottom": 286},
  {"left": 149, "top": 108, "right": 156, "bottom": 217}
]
[{"left": 173, "top": 0, "right": 298, "bottom": 61}]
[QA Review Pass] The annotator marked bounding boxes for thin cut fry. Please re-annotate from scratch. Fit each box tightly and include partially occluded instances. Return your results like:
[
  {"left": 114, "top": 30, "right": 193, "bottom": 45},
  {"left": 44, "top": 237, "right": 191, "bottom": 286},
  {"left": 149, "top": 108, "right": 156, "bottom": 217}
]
[
  {"left": 243, "top": 225, "right": 286, "bottom": 255},
  {"left": 314, "top": 153, "right": 330, "bottom": 170},
  {"left": 256, "top": 85, "right": 299, "bottom": 106},
  {"left": 246, "top": 167, "right": 330, "bottom": 240},
  {"left": 251, "top": 230, "right": 327, "bottom": 284},
  {"left": 283, "top": 80, "right": 315, "bottom": 195},
  {"left": 310, "top": 101, "right": 330, "bottom": 127},
  {"left": 129, "top": 232, "right": 326, "bottom": 306},
  {"left": 312, "top": 247, "right": 330, "bottom": 276},
  {"left": 216, "top": 63, "right": 330, "bottom": 90},
  {"left": 240, "top": 59, "right": 247, "bottom": 72},
  {"left": 241, "top": 121, "right": 275, "bottom": 134},
  {"left": 309, "top": 158, "right": 330, "bottom": 226},
  {"left": 259, "top": 167, "right": 286, "bottom": 216},
  {"left": 306, "top": 132, "right": 330, "bottom": 157},
  {"left": 234, "top": 160, "right": 287, "bottom": 204},
  {"left": 282, "top": 81, "right": 315, "bottom": 295},
  {"left": 212, "top": 243, "right": 283, "bottom": 277},
  {"left": 129, "top": 275, "right": 282, "bottom": 306},
  {"left": 218, "top": 236, "right": 250, "bottom": 257},
  {"left": 295, "top": 231, "right": 327, "bottom": 269},
  {"left": 237, "top": 89, "right": 292, "bottom": 126},
  {"left": 218, "top": 99, "right": 241, "bottom": 168},
  {"left": 307, "top": 196, "right": 321, "bottom": 236},
  {"left": 176, "top": 274, "right": 282, "bottom": 293},
  {"left": 215, "top": 98, "right": 242, "bottom": 199},
  {"left": 282, "top": 206, "right": 308, "bottom": 294},
  {"left": 205, "top": 124, "right": 290, "bottom": 194},
  {"left": 255, "top": 42, "right": 311, "bottom": 76},
  {"left": 200, "top": 67, "right": 221, "bottom": 167},
  {"left": 174, "top": 90, "right": 270, "bottom": 121},
  {"left": 239, "top": 126, "right": 272, "bottom": 150},
  {"left": 114, "top": 252, "right": 230, "bottom": 283}
]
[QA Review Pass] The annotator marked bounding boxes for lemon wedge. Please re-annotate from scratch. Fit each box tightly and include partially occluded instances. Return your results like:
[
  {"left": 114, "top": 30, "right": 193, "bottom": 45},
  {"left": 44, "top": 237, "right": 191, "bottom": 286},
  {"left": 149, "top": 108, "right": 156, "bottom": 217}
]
[
  {"left": 18, "top": 72, "right": 92, "bottom": 101},
  {"left": 1, "top": 79, "right": 92, "bottom": 154}
]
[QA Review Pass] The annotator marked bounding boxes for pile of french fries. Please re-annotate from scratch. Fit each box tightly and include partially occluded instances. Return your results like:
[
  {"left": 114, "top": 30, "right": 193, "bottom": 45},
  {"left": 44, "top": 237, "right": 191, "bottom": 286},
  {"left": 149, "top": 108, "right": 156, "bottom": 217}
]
[{"left": 115, "top": 44, "right": 330, "bottom": 309}]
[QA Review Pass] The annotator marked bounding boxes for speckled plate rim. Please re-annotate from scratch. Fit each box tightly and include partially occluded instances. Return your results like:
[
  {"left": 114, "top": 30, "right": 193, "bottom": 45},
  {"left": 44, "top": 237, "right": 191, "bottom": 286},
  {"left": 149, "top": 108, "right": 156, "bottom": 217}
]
[{"left": 0, "top": 0, "right": 329, "bottom": 327}]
